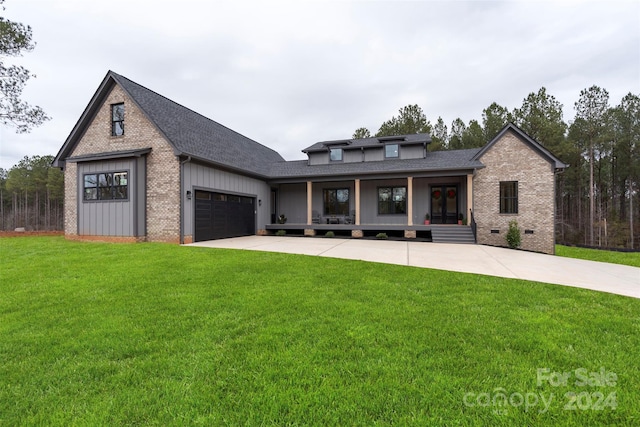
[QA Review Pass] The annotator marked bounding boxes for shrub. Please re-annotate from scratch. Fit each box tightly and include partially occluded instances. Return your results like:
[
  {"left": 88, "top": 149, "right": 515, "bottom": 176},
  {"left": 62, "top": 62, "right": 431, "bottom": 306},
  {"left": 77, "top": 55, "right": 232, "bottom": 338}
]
[
  {"left": 325, "top": 231, "right": 335, "bottom": 238},
  {"left": 506, "top": 220, "right": 521, "bottom": 249},
  {"left": 376, "top": 232, "right": 388, "bottom": 240},
  {"left": 275, "top": 230, "right": 286, "bottom": 236}
]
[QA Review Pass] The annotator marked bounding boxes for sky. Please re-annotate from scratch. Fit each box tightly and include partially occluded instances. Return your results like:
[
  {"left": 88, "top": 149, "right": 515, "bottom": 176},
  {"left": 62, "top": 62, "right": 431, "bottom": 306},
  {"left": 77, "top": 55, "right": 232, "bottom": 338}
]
[{"left": 0, "top": 0, "right": 638, "bottom": 170}]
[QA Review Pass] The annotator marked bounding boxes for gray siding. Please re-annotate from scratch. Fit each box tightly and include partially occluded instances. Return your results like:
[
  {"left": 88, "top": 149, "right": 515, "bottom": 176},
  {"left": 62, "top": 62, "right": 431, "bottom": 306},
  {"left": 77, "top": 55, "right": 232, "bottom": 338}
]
[
  {"left": 360, "top": 179, "right": 408, "bottom": 224},
  {"left": 182, "top": 162, "right": 272, "bottom": 236},
  {"left": 364, "top": 147, "right": 384, "bottom": 162},
  {"left": 308, "top": 152, "right": 329, "bottom": 165},
  {"left": 277, "top": 183, "right": 307, "bottom": 223},
  {"left": 400, "top": 145, "right": 424, "bottom": 160},
  {"left": 343, "top": 150, "right": 362, "bottom": 163},
  {"left": 77, "top": 158, "right": 144, "bottom": 236}
]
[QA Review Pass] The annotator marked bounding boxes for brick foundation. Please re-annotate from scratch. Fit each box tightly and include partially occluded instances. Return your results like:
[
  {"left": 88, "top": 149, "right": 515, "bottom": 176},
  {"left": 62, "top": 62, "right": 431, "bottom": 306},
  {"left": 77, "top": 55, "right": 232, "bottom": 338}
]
[
  {"left": 351, "top": 229, "right": 363, "bottom": 238},
  {"left": 304, "top": 229, "right": 316, "bottom": 237},
  {"left": 404, "top": 230, "right": 416, "bottom": 239},
  {"left": 66, "top": 234, "right": 147, "bottom": 243}
]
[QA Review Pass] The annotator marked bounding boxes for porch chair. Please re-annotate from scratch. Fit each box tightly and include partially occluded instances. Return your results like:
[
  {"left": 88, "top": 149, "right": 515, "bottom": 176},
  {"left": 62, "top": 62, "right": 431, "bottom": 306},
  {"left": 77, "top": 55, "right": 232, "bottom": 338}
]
[
  {"left": 344, "top": 210, "right": 356, "bottom": 224},
  {"left": 312, "top": 210, "right": 321, "bottom": 224}
]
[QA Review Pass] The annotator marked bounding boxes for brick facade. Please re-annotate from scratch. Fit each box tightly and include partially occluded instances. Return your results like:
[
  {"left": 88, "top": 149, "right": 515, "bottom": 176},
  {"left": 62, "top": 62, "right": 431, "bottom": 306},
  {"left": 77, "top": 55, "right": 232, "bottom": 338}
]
[
  {"left": 63, "top": 162, "right": 78, "bottom": 236},
  {"left": 64, "top": 84, "right": 181, "bottom": 243},
  {"left": 473, "top": 130, "right": 557, "bottom": 254}
]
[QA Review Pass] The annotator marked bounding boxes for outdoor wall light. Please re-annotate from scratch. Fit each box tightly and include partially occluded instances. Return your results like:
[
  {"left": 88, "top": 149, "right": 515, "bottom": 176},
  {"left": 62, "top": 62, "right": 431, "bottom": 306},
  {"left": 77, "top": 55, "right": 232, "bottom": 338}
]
[
  {"left": 186, "top": 190, "right": 192, "bottom": 200},
  {"left": 258, "top": 199, "right": 262, "bottom": 206}
]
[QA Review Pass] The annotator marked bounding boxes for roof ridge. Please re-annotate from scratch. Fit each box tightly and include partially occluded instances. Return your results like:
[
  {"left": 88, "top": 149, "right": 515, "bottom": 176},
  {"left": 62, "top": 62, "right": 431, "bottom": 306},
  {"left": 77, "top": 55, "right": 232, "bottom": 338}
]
[{"left": 109, "top": 71, "right": 283, "bottom": 159}]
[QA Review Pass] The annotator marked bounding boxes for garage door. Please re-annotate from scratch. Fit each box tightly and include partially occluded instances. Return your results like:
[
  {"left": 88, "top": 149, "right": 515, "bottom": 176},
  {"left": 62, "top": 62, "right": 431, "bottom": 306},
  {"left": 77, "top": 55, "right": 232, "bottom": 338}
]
[{"left": 194, "top": 190, "right": 255, "bottom": 242}]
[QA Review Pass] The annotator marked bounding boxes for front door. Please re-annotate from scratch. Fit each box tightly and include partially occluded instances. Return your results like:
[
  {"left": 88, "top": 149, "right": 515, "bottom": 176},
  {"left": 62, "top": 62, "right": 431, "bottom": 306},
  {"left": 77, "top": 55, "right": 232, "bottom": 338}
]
[{"left": 430, "top": 185, "right": 458, "bottom": 224}]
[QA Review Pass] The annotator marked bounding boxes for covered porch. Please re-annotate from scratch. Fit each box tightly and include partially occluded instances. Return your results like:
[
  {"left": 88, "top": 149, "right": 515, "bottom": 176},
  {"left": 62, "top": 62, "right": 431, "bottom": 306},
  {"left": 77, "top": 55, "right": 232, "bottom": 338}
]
[{"left": 267, "top": 173, "right": 477, "bottom": 243}]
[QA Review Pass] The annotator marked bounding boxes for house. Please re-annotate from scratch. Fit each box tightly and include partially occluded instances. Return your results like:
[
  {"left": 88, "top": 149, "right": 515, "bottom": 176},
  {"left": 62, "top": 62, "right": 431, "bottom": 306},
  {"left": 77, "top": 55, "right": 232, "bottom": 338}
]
[{"left": 53, "top": 71, "right": 567, "bottom": 254}]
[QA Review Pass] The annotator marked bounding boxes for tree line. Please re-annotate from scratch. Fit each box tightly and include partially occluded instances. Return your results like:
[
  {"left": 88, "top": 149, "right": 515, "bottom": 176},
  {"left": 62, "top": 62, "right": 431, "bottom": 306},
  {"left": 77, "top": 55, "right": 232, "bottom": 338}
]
[
  {"left": 0, "top": 155, "right": 64, "bottom": 231},
  {"left": 354, "top": 86, "right": 639, "bottom": 249}
]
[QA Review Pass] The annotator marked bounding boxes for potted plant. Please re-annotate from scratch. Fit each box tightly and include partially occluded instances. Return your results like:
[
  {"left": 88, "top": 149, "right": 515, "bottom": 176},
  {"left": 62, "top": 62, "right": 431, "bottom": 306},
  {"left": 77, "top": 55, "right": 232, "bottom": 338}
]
[
  {"left": 424, "top": 213, "right": 430, "bottom": 225},
  {"left": 277, "top": 214, "right": 287, "bottom": 224},
  {"left": 458, "top": 213, "right": 463, "bottom": 225}
]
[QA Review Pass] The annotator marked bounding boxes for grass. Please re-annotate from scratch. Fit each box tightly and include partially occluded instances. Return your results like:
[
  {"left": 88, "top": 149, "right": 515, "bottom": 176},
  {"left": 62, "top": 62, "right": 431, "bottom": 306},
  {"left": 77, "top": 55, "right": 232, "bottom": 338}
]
[
  {"left": 1, "top": 236, "right": 639, "bottom": 426},
  {"left": 557, "top": 245, "right": 640, "bottom": 268}
]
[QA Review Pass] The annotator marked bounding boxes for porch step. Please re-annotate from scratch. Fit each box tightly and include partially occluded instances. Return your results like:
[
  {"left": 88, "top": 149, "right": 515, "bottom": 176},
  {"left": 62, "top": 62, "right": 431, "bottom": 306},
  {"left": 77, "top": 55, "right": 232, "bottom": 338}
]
[{"left": 431, "top": 226, "right": 476, "bottom": 244}]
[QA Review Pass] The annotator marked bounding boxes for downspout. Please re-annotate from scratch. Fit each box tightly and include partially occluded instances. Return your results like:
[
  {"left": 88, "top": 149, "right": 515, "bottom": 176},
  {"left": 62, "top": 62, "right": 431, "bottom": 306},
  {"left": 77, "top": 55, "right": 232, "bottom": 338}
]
[
  {"left": 552, "top": 166, "right": 565, "bottom": 255},
  {"left": 361, "top": 146, "right": 364, "bottom": 162},
  {"left": 179, "top": 156, "right": 191, "bottom": 244}
]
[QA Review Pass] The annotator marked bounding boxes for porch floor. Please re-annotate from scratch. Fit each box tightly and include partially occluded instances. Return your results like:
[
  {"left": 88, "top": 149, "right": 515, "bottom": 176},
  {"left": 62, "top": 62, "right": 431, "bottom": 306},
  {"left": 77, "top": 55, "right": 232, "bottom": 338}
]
[
  {"left": 265, "top": 223, "right": 466, "bottom": 231},
  {"left": 265, "top": 223, "right": 475, "bottom": 244}
]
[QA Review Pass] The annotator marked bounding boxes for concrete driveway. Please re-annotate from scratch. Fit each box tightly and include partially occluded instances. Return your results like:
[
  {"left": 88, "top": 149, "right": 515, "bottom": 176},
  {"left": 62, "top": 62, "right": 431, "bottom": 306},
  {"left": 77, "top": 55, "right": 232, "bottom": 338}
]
[{"left": 186, "top": 236, "right": 640, "bottom": 299}]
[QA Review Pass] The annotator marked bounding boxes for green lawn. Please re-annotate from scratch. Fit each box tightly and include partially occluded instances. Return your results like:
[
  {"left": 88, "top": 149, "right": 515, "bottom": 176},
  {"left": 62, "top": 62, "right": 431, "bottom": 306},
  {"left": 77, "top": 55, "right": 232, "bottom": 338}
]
[
  {"left": 557, "top": 245, "right": 640, "bottom": 268},
  {"left": 1, "top": 237, "right": 639, "bottom": 426}
]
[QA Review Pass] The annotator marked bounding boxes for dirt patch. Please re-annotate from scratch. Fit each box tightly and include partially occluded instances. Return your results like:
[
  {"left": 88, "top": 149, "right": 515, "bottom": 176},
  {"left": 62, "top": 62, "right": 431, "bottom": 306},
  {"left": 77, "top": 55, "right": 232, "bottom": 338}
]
[{"left": 0, "top": 231, "right": 64, "bottom": 238}]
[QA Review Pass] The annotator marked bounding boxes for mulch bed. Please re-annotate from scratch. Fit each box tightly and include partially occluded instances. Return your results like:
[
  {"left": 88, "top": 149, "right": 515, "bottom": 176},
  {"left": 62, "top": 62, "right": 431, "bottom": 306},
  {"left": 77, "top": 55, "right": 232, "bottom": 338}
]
[{"left": 0, "top": 231, "right": 64, "bottom": 238}]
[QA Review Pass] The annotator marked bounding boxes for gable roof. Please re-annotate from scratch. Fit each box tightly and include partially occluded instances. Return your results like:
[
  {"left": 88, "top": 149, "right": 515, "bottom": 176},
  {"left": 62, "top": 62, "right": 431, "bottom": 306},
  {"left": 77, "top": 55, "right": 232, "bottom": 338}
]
[
  {"left": 302, "top": 133, "right": 430, "bottom": 153},
  {"left": 472, "top": 123, "right": 568, "bottom": 170},
  {"left": 53, "top": 71, "right": 284, "bottom": 177}
]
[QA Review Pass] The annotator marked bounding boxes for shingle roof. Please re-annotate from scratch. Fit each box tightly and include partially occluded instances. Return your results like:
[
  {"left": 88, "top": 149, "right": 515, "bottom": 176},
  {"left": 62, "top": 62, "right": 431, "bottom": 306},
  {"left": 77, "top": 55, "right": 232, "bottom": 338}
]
[
  {"left": 110, "top": 72, "right": 284, "bottom": 176},
  {"left": 473, "top": 123, "right": 568, "bottom": 170},
  {"left": 54, "top": 71, "right": 284, "bottom": 176},
  {"left": 57, "top": 73, "right": 546, "bottom": 183},
  {"left": 303, "top": 133, "right": 430, "bottom": 153},
  {"left": 268, "top": 148, "right": 484, "bottom": 179}
]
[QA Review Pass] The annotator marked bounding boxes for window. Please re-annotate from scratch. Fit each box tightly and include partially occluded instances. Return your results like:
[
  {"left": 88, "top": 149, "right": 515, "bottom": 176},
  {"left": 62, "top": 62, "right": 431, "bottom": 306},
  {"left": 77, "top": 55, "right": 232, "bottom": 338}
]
[
  {"left": 329, "top": 148, "right": 343, "bottom": 162},
  {"left": 500, "top": 181, "right": 518, "bottom": 214},
  {"left": 323, "top": 188, "right": 349, "bottom": 215},
  {"left": 111, "top": 103, "right": 124, "bottom": 136},
  {"left": 385, "top": 143, "right": 399, "bottom": 158},
  {"left": 83, "top": 171, "right": 128, "bottom": 201},
  {"left": 378, "top": 186, "right": 406, "bottom": 214}
]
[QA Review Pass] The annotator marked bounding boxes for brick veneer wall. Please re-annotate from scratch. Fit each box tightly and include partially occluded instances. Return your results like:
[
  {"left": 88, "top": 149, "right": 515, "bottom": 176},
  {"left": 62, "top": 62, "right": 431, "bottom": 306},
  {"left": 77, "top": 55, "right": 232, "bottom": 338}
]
[
  {"left": 64, "top": 84, "right": 181, "bottom": 243},
  {"left": 63, "top": 162, "right": 78, "bottom": 236},
  {"left": 473, "top": 131, "right": 557, "bottom": 254}
]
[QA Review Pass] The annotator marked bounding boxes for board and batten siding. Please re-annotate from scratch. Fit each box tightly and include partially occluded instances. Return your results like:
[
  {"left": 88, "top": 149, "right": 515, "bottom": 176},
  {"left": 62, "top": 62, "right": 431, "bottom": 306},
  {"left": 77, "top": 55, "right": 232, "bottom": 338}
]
[
  {"left": 400, "top": 144, "right": 424, "bottom": 160},
  {"left": 359, "top": 178, "right": 408, "bottom": 225},
  {"left": 76, "top": 158, "right": 146, "bottom": 237},
  {"left": 182, "top": 163, "right": 272, "bottom": 239},
  {"left": 276, "top": 183, "right": 307, "bottom": 224}
]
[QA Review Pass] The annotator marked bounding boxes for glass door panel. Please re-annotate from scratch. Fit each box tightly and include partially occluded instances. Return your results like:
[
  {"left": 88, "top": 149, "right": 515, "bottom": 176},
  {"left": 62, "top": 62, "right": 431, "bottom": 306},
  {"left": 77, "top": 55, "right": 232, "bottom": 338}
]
[{"left": 430, "top": 185, "right": 458, "bottom": 224}]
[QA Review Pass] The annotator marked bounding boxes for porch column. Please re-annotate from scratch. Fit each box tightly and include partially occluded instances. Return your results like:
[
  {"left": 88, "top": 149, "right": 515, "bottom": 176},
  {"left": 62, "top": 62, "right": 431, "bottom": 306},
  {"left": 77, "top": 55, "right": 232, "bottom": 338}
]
[
  {"left": 307, "top": 181, "right": 313, "bottom": 225},
  {"left": 355, "top": 179, "right": 361, "bottom": 225},
  {"left": 407, "top": 176, "right": 413, "bottom": 226},
  {"left": 467, "top": 174, "right": 473, "bottom": 222}
]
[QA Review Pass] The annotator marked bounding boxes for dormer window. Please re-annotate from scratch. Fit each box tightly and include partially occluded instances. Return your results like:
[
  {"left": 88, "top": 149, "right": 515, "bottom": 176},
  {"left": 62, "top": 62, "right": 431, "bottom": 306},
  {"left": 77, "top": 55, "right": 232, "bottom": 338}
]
[
  {"left": 330, "top": 148, "right": 343, "bottom": 162},
  {"left": 385, "top": 143, "right": 399, "bottom": 158},
  {"left": 111, "top": 103, "right": 124, "bottom": 136}
]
